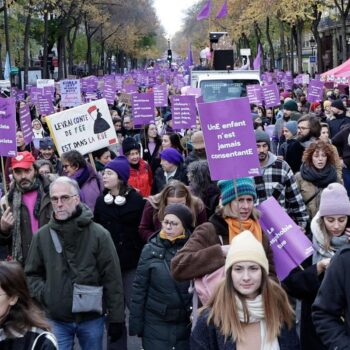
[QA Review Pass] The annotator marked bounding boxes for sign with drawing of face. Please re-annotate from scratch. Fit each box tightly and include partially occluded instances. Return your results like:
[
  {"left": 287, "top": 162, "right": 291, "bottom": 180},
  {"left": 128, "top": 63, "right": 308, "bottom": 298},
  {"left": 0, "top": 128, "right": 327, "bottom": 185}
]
[{"left": 46, "top": 98, "right": 117, "bottom": 156}]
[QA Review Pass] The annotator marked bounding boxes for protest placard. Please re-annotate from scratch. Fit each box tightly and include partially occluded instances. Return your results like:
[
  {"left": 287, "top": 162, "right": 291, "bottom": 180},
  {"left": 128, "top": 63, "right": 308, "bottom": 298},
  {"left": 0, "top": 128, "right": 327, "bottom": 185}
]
[
  {"left": 103, "top": 79, "right": 116, "bottom": 105},
  {"left": 60, "top": 79, "right": 82, "bottom": 107},
  {"left": 153, "top": 85, "right": 168, "bottom": 107},
  {"left": 36, "top": 79, "right": 55, "bottom": 88},
  {"left": 261, "top": 83, "right": 280, "bottom": 108},
  {"left": 119, "top": 92, "right": 132, "bottom": 106},
  {"left": 30, "top": 87, "right": 42, "bottom": 104},
  {"left": 258, "top": 197, "right": 314, "bottom": 281},
  {"left": 171, "top": 95, "right": 197, "bottom": 129},
  {"left": 46, "top": 98, "right": 117, "bottom": 156},
  {"left": 131, "top": 93, "right": 155, "bottom": 125},
  {"left": 246, "top": 85, "right": 263, "bottom": 105},
  {"left": 37, "top": 95, "right": 54, "bottom": 115},
  {"left": 307, "top": 79, "right": 324, "bottom": 103},
  {"left": 0, "top": 97, "right": 17, "bottom": 157},
  {"left": 19, "top": 103, "right": 33, "bottom": 145},
  {"left": 197, "top": 97, "right": 260, "bottom": 180}
]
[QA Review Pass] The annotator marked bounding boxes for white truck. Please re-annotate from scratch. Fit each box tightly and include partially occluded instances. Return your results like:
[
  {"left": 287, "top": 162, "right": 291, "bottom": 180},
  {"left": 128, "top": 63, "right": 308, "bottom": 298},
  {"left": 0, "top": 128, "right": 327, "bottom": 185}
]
[{"left": 191, "top": 70, "right": 261, "bottom": 103}]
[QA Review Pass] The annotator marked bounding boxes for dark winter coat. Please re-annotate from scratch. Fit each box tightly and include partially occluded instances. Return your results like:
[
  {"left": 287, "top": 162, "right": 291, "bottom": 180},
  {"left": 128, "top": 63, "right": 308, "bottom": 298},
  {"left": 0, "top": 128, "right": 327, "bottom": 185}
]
[
  {"left": 0, "top": 328, "right": 57, "bottom": 350},
  {"left": 94, "top": 189, "right": 145, "bottom": 271},
  {"left": 151, "top": 163, "right": 188, "bottom": 194},
  {"left": 283, "top": 259, "right": 326, "bottom": 350},
  {"left": 312, "top": 245, "right": 350, "bottom": 349},
  {"left": 129, "top": 231, "right": 192, "bottom": 350},
  {"left": 284, "top": 140, "right": 305, "bottom": 174},
  {"left": 191, "top": 309, "right": 300, "bottom": 350},
  {"left": 327, "top": 112, "right": 350, "bottom": 138},
  {"left": 25, "top": 204, "right": 124, "bottom": 323},
  {"left": 332, "top": 124, "right": 350, "bottom": 168},
  {"left": 171, "top": 213, "right": 276, "bottom": 281},
  {"left": 142, "top": 140, "right": 162, "bottom": 174}
]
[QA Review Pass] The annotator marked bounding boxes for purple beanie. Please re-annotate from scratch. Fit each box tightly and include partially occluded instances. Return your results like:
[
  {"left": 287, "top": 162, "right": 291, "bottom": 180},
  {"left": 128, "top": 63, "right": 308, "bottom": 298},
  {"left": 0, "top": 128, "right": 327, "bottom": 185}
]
[
  {"left": 319, "top": 183, "right": 350, "bottom": 217},
  {"left": 160, "top": 148, "right": 183, "bottom": 165},
  {"left": 104, "top": 156, "right": 130, "bottom": 182}
]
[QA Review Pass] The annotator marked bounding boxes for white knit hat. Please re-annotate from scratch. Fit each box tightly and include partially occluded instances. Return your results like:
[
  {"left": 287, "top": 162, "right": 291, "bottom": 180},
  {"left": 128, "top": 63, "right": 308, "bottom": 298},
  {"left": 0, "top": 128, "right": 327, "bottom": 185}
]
[
  {"left": 319, "top": 183, "right": 350, "bottom": 217},
  {"left": 225, "top": 231, "right": 269, "bottom": 274}
]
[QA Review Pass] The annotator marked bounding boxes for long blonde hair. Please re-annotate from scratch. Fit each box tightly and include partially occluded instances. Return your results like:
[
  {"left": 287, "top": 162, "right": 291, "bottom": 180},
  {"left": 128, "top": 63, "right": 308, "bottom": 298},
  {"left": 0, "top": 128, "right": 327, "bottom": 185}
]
[{"left": 203, "top": 267, "right": 294, "bottom": 343}]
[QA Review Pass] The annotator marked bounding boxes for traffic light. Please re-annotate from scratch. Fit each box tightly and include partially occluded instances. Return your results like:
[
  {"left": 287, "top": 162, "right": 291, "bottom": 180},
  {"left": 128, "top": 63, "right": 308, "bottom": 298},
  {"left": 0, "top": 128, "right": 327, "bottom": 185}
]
[{"left": 167, "top": 49, "right": 172, "bottom": 65}]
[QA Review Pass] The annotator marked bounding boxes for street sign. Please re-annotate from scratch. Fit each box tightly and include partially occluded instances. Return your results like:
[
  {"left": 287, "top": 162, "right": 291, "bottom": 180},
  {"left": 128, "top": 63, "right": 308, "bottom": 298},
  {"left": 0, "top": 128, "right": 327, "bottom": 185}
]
[
  {"left": 309, "top": 56, "right": 316, "bottom": 63},
  {"left": 10, "top": 67, "right": 19, "bottom": 74}
]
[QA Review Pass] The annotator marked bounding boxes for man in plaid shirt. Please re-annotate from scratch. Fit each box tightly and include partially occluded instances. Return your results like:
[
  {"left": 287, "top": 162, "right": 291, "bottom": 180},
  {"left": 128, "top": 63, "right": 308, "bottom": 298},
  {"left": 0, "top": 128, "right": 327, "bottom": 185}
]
[{"left": 254, "top": 130, "right": 309, "bottom": 229}]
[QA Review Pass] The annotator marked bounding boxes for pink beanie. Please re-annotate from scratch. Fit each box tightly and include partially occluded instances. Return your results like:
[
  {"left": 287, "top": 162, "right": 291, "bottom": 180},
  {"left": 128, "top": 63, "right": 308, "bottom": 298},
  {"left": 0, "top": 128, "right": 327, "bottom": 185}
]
[{"left": 319, "top": 183, "right": 350, "bottom": 217}]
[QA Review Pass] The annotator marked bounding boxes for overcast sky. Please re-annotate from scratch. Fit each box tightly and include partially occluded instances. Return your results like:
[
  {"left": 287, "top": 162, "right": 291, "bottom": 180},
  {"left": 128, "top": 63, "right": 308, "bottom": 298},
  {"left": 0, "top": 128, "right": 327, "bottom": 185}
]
[{"left": 153, "top": 0, "right": 199, "bottom": 38}]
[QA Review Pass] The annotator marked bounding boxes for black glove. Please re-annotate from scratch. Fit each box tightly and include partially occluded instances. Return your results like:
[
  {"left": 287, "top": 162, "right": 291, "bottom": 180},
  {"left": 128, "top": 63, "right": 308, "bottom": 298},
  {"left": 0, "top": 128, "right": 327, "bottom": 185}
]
[{"left": 108, "top": 322, "right": 124, "bottom": 342}]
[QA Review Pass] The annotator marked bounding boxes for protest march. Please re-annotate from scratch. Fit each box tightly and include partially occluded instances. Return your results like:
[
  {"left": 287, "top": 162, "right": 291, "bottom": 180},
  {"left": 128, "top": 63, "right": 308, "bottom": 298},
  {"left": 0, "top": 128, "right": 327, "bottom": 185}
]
[{"left": 1, "top": 0, "right": 350, "bottom": 350}]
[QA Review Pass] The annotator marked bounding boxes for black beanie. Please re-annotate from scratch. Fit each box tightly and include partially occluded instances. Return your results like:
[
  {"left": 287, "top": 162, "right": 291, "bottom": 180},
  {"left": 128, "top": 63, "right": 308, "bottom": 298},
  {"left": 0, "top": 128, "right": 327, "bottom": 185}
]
[
  {"left": 164, "top": 204, "right": 193, "bottom": 230},
  {"left": 122, "top": 137, "right": 140, "bottom": 155},
  {"left": 331, "top": 99, "right": 346, "bottom": 112}
]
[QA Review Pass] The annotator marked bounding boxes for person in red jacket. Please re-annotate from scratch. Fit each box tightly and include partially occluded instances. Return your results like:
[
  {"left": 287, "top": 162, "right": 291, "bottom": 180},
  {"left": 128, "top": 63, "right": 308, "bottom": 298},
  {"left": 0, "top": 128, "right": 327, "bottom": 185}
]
[{"left": 122, "top": 137, "right": 153, "bottom": 197}]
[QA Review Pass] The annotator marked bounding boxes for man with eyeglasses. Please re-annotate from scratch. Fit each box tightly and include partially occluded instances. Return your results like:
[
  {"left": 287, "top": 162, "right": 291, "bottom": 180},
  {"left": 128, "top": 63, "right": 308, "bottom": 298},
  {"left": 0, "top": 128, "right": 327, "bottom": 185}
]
[
  {"left": 0, "top": 151, "right": 52, "bottom": 264},
  {"left": 25, "top": 176, "right": 124, "bottom": 350},
  {"left": 285, "top": 115, "right": 321, "bottom": 174}
]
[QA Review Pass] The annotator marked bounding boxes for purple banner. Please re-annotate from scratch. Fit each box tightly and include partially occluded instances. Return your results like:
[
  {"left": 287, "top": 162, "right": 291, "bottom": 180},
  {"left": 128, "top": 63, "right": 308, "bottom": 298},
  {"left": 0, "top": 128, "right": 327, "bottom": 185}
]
[
  {"left": 247, "top": 85, "right": 263, "bottom": 105},
  {"left": 262, "top": 83, "right": 280, "bottom": 108},
  {"left": 153, "top": 85, "right": 168, "bottom": 107},
  {"left": 19, "top": 103, "right": 33, "bottom": 145},
  {"left": 37, "top": 96, "right": 54, "bottom": 115},
  {"left": 0, "top": 97, "right": 17, "bottom": 157},
  {"left": 171, "top": 95, "right": 197, "bottom": 130},
  {"left": 103, "top": 79, "right": 116, "bottom": 105},
  {"left": 307, "top": 79, "right": 324, "bottom": 103},
  {"left": 258, "top": 197, "right": 314, "bottom": 281},
  {"left": 131, "top": 93, "right": 155, "bottom": 125},
  {"left": 197, "top": 97, "right": 260, "bottom": 180}
]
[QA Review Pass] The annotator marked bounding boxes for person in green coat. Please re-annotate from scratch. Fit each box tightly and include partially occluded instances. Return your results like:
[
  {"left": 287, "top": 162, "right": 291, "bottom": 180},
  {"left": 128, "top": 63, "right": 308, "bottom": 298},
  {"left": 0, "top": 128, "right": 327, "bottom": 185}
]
[{"left": 129, "top": 203, "right": 193, "bottom": 350}]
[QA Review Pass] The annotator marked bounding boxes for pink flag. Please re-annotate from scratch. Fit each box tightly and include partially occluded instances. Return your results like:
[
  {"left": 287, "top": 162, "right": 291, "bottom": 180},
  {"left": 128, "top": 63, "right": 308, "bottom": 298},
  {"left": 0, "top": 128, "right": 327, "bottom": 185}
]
[
  {"left": 216, "top": 0, "right": 227, "bottom": 19},
  {"left": 197, "top": 0, "right": 211, "bottom": 21},
  {"left": 253, "top": 44, "right": 262, "bottom": 70}
]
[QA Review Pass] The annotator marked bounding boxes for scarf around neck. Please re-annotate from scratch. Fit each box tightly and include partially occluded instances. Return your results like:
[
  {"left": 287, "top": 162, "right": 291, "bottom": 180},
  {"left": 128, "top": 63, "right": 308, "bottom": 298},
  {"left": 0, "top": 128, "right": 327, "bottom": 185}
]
[
  {"left": 300, "top": 163, "right": 337, "bottom": 188},
  {"left": 236, "top": 295, "right": 280, "bottom": 350},
  {"left": 225, "top": 217, "right": 262, "bottom": 243}
]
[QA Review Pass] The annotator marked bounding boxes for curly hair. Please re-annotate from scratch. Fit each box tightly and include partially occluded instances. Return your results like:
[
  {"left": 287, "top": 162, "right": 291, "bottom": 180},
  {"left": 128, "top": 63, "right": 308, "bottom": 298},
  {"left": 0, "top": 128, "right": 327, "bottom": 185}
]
[{"left": 302, "top": 140, "right": 336, "bottom": 167}]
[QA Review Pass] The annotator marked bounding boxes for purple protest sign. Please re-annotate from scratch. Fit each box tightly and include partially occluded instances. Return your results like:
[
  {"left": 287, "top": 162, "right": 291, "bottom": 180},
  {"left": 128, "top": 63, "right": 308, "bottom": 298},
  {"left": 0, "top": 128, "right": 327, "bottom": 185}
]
[
  {"left": 0, "top": 97, "right": 17, "bottom": 157},
  {"left": 153, "top": 85, "right": 168, "bottom": 107},
  {"left": 197, "top": 97, "right": 260, "bottom": 180},
  {"left": 43, "top": 86, "right": 55, "bottom": 100},
  {"left": 246, "top": 85, "right": 263, "bottom": 105},
  {"left": 103, "top": 79, "right": 116, "bottom": 105},
  {"left": 115, "top": 76, "right": 123, "bottom": 91},
  {"left": 60, "top": 80, "right": 81, "bottom": 107},
  {"left": 262, "top": 83, "right": 280, "bottom": 108},
  {"left": 258, "top": 197, "right": 314, "bottom": 281},
  {"left": 19, "top": 103, "right": 33, "bottom": 145},
  {"left": 30, "top": 87, "right": 42, "bottom": 104},
  {"left": 171, "top": 95, "right": 197, "bottom": 130},
  {"left": 124, "top": 84, "right": 138, "bottom": 93},
  {"left": 131, "top": 93, "right": 155, "bottom": 126},
  {"left": 37, "top": 96, "right": 54, "bottom": 115},
  {"left": 307, "top": 79, "right": 324, "bottom": 103}
]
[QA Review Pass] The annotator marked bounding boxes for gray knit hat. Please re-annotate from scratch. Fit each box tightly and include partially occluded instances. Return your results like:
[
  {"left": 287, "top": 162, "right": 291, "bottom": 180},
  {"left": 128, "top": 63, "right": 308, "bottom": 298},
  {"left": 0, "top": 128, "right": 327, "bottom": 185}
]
[{"left": 255, "top": 129, "right": 271, "bottom": 149}]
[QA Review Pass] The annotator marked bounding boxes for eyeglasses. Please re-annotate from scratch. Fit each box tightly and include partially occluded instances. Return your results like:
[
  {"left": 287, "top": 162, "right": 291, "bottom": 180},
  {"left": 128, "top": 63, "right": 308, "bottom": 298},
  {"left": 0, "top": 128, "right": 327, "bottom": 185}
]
[
  {"left": 50, "top": 195, "right": 77, "bottom": 204},
  {"left": 162, "top": 220, "right": 179, "bottom": 227}
]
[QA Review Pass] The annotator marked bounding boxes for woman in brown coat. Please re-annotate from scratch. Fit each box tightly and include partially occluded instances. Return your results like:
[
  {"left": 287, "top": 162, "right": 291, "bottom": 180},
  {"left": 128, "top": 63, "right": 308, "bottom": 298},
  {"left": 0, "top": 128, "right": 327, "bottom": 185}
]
[{"left": 171, "top": 177, "right": 276, "bottom": 281}]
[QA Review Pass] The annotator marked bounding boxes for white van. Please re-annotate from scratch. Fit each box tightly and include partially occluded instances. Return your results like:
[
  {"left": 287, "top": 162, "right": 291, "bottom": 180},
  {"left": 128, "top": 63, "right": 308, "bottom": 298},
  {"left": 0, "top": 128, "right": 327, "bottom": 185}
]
[{"left": 191, "top": 70, "right": 261, "bottom": 103}]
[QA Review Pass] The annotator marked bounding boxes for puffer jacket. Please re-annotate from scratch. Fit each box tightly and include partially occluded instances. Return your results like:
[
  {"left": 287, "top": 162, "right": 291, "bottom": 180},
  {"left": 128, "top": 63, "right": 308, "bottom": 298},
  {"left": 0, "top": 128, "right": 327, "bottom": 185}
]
[
  {"left": 25, "top": 204, "right": 124, "bottom": 323},
  {"left": 129, "top": 231, "right": 192, "bottom": 350},
  {"left": 128, "top": 159, "right": 153, "bottom": 197}
]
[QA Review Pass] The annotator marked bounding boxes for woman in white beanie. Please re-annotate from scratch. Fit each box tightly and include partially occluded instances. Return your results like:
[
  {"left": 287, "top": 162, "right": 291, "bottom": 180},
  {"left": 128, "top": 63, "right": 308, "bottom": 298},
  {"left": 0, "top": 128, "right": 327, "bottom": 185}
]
[{"left": 191, "top": 231, "right": 299, "bottom": 350}]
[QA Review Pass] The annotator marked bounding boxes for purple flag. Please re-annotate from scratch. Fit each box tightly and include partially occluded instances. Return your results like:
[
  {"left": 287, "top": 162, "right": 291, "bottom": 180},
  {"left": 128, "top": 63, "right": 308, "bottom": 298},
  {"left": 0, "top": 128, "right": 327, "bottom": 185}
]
[
  {"left": 253, "top": 44, "right": 262, "bottom": 70},
  {"left": 307, "top": 80, "right": 324, "bottom": 103},
  {"left": 19, "top": 103, "right": 33, "bottom": 145},
  {"left": 171, "top": 95, "right": 197, "bottom": 130},
  {"left": 197, "top": 0, "right": 211, "bottom": 20},
  {"left": 258, "top": 197, "right": 314, "bottom": 281},
  {"left": 216, "top": 0, "right": 227, "bottom": 19},
  {"left": 131, "top": 93, "right": 155, "bottom": 126},
  {"left": 0, "top": 97, "right": 17, "bottom": 157},
  {"left": 246, "top": 85, "right": 263, "bottom": 105},
  {"left": 184, "top": 44, "right": 194, "bottom": 74},
  {"left": 262, "top": 83, "right": 280, "bottom": 108},
  {"left": 197, "top": 97, "right": 260, "bottom": 180}
]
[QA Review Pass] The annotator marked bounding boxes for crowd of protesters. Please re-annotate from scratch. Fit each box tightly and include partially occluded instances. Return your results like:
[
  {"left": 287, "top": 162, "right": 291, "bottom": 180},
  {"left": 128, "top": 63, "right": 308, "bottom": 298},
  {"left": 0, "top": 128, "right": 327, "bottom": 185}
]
[{"left": 1, "top": 72, "right": 350, "bottom": 350}]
